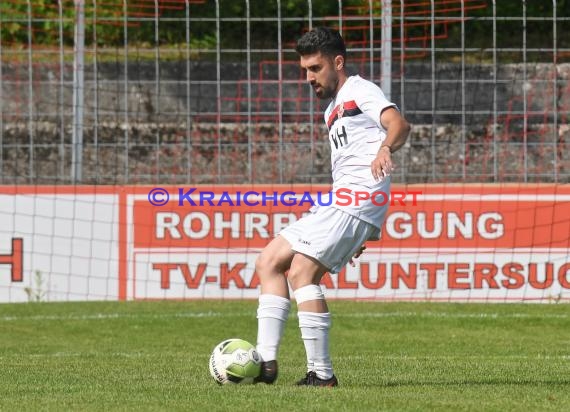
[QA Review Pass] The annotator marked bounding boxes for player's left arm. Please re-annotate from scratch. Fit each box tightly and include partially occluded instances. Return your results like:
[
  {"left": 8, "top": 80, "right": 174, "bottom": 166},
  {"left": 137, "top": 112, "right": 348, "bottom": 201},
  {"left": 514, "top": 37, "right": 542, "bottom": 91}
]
[{"left": 371, "top": 107, "right": 411, "bottom": 181}]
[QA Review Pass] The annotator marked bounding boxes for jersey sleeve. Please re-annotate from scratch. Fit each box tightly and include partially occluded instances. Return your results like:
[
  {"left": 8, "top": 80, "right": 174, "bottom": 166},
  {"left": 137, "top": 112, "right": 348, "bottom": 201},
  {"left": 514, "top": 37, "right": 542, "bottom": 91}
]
[{"left": 354, "top": 79, "right": 398, "bottom": 130}]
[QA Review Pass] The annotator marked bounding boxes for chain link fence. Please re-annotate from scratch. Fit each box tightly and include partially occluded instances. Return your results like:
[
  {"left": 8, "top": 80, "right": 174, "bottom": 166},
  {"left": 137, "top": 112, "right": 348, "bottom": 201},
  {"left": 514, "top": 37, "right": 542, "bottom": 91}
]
[{"left": 0, "top": 0, "right": 569, "bottom": 184}]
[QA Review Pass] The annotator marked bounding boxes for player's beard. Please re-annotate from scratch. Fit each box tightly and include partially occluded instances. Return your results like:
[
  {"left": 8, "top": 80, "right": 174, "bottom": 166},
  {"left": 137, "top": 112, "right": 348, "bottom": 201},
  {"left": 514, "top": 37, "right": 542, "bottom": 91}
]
[
  {"left": 313, "top": 85, "right": 333, "bottom": 99},
  {"left": 312, "top": 76, "right": 339, "bottom": 100}
]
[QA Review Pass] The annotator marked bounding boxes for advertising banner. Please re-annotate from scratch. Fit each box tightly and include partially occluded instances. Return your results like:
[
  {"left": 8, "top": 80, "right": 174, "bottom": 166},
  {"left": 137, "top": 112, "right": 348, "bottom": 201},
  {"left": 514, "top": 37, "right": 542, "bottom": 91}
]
[
  {"left": 0, "top": 187, "right": 119, "bottom": 303},
  {"left": 1, "top": 185, "right": 569, "bottom": 302},
  {"left": 126, "top": 185, "right": 570, "bottom": 302}
]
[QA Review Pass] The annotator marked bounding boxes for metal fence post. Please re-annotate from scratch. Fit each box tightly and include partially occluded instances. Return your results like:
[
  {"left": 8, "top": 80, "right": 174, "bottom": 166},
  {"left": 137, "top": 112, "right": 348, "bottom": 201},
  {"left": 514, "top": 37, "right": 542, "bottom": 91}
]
[
  {"left": 381, "top": 0, "right": 392, "bottom": 101},
  {"left": 72, "top": 0, "right": 85, "bottom": 183}
]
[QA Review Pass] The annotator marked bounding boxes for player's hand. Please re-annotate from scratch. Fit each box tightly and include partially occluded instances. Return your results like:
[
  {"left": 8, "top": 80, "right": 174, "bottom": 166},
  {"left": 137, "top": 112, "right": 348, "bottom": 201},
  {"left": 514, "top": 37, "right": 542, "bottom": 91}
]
[
  {"left": 349, "top": 244, "right": 366, "bottom": 267},
  {"left": 371, "top": 146, "right": 394, "bottom": 181}
]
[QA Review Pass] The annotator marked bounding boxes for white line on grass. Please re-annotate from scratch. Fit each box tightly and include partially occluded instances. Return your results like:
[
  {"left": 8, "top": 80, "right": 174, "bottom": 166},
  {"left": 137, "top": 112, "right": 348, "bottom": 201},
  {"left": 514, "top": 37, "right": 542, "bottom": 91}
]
[
  {"left": 0, "top": 311, "right": 228, "bottom": 322},
  {"left": 1, "top": 311, "right": 569, "bottom": 322},
  {"left": 338, "top": 311, "right": 570, "bottom": 319},
  {"left": 3, "top": 353, "right": 569, "bottom": 361},
  {"left": 336, "top": 354, "right": 570, "bottom": 360},
  {"left": 0, "top": 352, "right": 178, "bottom": 360}
]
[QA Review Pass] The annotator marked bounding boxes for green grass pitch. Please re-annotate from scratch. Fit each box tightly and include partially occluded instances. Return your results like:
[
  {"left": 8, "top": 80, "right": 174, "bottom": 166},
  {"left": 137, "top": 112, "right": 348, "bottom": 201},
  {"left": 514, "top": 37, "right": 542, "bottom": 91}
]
[{"left": 1, "top": 300, "right": 569, "bottom": 411}]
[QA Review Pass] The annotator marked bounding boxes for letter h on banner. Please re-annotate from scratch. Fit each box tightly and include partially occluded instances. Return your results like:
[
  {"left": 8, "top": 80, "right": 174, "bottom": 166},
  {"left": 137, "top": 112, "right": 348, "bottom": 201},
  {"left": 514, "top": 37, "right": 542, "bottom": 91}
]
[{"left": 0, "top": 238, "right": 24, "bottom": 282}]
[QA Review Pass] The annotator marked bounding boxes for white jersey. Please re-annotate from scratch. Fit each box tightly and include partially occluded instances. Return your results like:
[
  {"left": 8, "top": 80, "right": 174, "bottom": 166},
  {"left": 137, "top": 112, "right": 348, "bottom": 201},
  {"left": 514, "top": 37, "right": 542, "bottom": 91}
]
[{"left": 322, "top": 75, "right": 397, "bottom": 230}]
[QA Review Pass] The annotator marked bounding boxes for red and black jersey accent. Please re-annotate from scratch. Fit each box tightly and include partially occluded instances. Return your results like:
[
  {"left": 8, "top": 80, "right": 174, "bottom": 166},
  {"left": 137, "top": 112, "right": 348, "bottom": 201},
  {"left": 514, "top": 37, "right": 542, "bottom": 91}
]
[{"left": 327, "top": 100, "right": 362, "bottom": 130}]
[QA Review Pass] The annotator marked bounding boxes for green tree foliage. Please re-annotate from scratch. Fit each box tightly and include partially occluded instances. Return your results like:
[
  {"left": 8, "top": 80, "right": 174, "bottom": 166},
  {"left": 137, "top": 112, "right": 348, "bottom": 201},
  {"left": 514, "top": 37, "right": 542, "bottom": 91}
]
[{"left": 0, "top": 0, "right": 567, "bottom": 61}]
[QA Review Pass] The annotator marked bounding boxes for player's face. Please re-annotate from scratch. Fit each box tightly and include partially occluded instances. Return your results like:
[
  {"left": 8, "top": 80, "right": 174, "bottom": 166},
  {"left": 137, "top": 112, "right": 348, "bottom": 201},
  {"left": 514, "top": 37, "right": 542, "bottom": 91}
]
[{"left": 300, "top": 52, "right": 340, "bottom": 100}]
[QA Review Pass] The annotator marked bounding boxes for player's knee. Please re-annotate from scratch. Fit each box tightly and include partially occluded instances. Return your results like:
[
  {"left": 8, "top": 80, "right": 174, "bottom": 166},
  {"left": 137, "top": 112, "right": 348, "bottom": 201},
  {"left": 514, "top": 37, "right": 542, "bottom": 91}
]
[
  {"left": 255, "top": 252, "right": 283, "bottom": 278},
  {"left": 255, "top": 253, "right": 270, "bottom": 276},
  {"left": 287, "top": 266, "right": 315, "bottom": 290}
]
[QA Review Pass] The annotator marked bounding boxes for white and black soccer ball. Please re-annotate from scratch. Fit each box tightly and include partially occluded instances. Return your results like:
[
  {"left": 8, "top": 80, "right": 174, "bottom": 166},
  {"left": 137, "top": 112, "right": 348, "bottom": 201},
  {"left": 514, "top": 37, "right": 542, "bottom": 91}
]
[{"left": 209, "top": 338, "right": 261, "bottom": 385}]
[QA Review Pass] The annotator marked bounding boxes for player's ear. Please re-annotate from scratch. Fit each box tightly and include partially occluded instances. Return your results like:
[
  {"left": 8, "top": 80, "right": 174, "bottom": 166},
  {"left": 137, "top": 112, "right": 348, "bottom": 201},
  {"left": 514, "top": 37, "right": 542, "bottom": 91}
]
[{"left": 335, "top": 55, "right": 344, "bottom": 71}]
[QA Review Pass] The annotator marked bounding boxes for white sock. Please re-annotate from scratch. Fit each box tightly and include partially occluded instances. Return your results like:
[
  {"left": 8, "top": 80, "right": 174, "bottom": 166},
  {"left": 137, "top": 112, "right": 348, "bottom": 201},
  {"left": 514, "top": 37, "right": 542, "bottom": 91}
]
[
  {"left": 256, "top": 294, "right": 291, "bottom": 361},
  {"left": 298, "top": 311, "right": 333, "bottom": 380}
]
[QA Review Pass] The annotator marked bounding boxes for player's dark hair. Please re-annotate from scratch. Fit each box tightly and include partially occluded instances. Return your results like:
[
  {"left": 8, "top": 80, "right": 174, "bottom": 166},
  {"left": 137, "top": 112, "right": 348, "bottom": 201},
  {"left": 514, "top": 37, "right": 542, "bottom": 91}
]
[{"left": 295, "top": 27, "right": 346, "bottom": 61}]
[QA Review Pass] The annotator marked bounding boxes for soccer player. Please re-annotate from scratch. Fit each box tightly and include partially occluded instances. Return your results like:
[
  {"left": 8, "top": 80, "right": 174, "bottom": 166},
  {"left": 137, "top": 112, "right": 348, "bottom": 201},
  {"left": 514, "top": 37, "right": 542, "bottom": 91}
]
[{"left": 254, "top": 27, "right": 410, "bottom": 387}]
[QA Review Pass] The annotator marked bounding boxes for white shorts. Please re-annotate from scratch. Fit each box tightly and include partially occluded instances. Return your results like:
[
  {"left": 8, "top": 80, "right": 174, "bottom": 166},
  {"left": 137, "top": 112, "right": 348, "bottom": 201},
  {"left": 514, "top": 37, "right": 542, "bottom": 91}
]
[{"left": 279, "top": 206, "right": 380, "bottom": 274}]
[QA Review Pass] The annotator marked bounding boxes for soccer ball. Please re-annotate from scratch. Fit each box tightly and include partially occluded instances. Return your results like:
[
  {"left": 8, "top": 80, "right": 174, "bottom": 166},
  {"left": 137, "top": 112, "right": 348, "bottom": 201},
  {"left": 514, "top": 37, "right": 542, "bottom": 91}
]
[{"left": 209, "top": 338, "right": 261, "bottom": 384}]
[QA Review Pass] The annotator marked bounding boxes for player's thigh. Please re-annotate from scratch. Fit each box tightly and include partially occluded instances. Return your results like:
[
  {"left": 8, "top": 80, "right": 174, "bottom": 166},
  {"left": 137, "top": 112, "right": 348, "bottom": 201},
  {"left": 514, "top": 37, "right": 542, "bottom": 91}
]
[{"left": 255, "top": 235, "right": 295, "bottom": 277}]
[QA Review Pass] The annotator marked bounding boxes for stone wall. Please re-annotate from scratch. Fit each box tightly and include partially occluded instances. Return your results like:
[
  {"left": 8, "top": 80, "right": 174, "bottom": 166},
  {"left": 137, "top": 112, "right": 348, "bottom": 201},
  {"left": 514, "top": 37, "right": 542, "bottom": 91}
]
[
  {"left": 1, "top": 62, "right": 569, "bottom": 183},
  {"left": 1, "top": 121, "right": 568, "bottom": 184}
]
